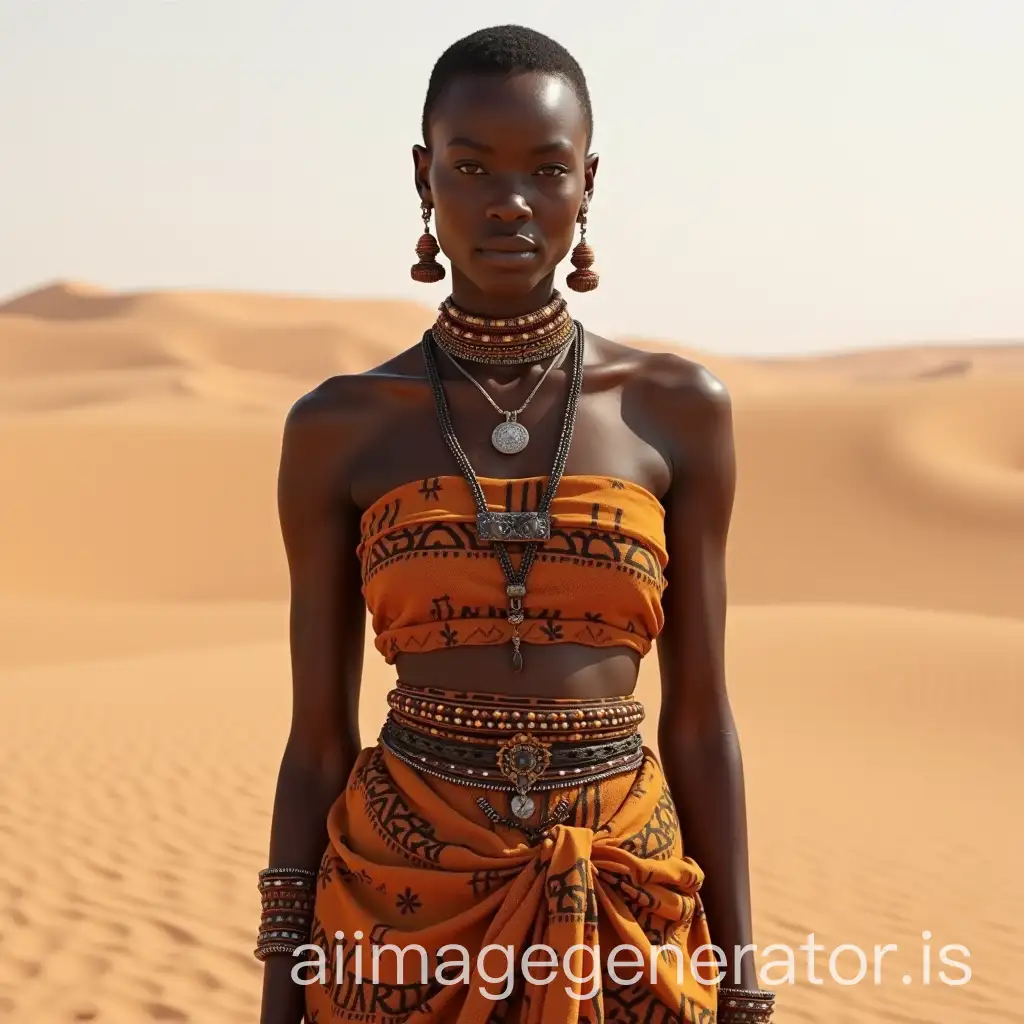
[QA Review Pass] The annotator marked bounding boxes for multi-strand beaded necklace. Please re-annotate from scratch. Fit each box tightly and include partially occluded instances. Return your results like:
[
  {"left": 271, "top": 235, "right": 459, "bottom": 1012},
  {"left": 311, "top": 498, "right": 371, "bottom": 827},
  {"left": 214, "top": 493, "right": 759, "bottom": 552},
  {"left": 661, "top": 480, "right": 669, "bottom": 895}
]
[{"left": 431, "top": 290, "right": 576, "bottom": 365}]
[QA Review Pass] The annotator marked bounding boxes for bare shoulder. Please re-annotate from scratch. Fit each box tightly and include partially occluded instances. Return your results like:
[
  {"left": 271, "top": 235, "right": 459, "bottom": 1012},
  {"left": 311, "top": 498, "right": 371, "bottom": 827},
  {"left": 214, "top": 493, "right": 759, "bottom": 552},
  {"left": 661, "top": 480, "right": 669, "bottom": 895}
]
[
  {"left": 286, "top": 350, "right": 415, "bottom": 422},
  {"left": 591, "top": 335, "right": 733, "bottom": 472},
  {"left": 279, "top": 346, "right": 424, "bottom": 498},
  {"left": 281, "top": 374, "right": 371, "bottom": 462},
  {"left": 591, "top": 334, "right": 729, "bottom": 402},
  {"left": 642, "top": 349, "right": 732, "bottom": 456},
  {"left": 283, "top": 347, "right": 425, "bottom": 439},
  {"left": 643, "top": 347, "right": 727, "bottom": 394}
]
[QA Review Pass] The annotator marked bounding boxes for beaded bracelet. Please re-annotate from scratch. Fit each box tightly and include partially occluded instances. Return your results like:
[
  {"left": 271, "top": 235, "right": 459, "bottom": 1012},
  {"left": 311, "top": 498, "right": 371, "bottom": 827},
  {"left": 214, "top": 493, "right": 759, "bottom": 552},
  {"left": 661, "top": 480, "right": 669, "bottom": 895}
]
[
  {"left": 258, "top": 867, "right": 318, "bottom": 886},
  {"left": 717, "top": 987, "right": 776, "bottom": 1024},
  {"left": 254, "top": 868, "right": 318, "bottom": 961}
]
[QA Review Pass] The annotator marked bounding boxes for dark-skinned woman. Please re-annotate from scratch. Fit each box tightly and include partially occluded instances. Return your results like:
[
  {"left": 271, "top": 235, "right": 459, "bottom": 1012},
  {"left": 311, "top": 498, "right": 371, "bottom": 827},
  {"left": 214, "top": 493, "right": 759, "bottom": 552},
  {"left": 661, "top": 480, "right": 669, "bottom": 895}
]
[{"left": 258, "top": 24, "right": 772, "bottom": 1024}]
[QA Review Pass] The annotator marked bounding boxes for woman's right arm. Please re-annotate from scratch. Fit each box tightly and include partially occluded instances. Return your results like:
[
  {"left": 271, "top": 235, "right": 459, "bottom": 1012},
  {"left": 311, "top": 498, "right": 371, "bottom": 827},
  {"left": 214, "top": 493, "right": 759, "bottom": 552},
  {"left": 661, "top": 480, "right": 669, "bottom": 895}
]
[{"left": 259, "top": 385, "right": 367, "bottom": 1024}]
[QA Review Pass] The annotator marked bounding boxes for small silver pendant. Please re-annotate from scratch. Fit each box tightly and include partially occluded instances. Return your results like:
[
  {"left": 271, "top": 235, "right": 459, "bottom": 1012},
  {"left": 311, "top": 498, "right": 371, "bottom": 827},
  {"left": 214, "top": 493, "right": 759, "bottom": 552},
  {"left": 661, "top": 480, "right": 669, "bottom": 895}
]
[
  {"left": 510, "top": 793, "right": 535, "bottom": 819},
  {"left": 492, "top": 419, "right": 529, "bottom": 454}
]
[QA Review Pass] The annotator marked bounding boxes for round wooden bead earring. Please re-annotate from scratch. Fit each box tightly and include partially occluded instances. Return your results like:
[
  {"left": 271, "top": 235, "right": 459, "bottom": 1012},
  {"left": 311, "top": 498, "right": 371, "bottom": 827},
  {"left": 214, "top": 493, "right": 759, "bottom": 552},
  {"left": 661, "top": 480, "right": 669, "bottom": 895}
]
[
  {"left": 410, "top": 203, "right": 446, "bottom": 283},
  {"left": 566, "top": 196, "right": 599, "bottom": 292}
]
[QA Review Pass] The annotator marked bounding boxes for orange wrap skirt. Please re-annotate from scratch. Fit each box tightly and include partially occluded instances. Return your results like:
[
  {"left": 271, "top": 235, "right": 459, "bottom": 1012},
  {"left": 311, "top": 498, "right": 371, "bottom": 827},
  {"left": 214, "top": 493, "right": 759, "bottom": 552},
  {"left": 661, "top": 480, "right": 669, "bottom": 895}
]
[{"left": 301, "top": 740, "right": 718, "bottom": 1023}]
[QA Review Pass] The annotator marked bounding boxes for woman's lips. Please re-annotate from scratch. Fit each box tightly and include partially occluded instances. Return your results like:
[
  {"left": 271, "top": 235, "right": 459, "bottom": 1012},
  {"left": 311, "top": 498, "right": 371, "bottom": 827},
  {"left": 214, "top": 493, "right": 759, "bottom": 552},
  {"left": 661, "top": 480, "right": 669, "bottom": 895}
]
[
  {"left": 477, "top": 249, "right": 539, "bottom": 263},
  {"left": 476, "top": 237, "right": 540, "bottom": 265}
]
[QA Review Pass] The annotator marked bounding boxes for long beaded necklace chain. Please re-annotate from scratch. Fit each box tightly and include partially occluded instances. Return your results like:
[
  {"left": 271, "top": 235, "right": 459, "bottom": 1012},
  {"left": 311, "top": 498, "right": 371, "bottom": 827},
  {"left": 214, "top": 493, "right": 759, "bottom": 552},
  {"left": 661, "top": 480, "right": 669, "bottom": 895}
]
[{"left": 420, "top": 321, "right": 585, "bottom": 671}]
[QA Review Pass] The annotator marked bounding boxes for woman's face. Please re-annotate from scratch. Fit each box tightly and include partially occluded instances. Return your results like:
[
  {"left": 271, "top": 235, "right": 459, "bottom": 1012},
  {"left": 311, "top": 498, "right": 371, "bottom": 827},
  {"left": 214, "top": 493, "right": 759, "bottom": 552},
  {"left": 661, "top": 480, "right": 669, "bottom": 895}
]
[{"left": 414, "top": 71, "right": 597, "bottom": 305}]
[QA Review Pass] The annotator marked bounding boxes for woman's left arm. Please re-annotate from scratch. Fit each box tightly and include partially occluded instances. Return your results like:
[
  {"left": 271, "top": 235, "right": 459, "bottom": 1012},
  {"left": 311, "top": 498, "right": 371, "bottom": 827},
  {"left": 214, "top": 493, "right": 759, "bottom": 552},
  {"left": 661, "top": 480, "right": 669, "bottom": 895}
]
[{"left": 651, "top": 359, "right": 759, "bottom": 991}]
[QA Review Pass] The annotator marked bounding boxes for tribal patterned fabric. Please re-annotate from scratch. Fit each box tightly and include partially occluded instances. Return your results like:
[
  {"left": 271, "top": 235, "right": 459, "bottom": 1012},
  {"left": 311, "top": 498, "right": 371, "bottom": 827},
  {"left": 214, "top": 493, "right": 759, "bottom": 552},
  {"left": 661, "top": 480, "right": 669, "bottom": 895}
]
[
  {"left": 357, "top": 475, "right": 668, "bottom": 665},
  {"left": 302, "top": 737, "right": 718, "bottom": 1023}
]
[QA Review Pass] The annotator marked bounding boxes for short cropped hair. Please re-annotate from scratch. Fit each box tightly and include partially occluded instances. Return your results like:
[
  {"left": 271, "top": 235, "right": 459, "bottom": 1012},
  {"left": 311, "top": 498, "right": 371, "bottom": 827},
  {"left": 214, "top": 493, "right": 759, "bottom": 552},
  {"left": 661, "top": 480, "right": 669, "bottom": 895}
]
[{"left": 422, "top": 24, "right": 593, "bottom": 147}]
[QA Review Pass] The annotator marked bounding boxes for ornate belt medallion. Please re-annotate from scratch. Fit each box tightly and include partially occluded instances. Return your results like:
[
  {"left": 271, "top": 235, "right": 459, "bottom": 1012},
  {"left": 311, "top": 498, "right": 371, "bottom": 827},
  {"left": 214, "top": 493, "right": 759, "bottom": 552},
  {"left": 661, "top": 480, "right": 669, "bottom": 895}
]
[{"left": 495, "top": 733, "right": 551, "bottom": 819}]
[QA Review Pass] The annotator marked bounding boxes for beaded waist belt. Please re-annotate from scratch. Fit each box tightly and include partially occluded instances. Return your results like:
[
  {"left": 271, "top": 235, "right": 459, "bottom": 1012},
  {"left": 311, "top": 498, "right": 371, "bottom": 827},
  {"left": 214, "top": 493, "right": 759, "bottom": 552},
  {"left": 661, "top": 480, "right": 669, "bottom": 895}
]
[{"left": 379, "top": 685, "right": 646, "bottom": 830}]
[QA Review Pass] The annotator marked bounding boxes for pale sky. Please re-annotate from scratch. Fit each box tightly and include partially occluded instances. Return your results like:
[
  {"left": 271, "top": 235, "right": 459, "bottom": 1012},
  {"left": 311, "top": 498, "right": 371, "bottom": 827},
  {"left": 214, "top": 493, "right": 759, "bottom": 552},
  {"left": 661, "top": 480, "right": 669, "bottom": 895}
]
[{"left": 2, "top": 0, "right": 1022, "bottom": 355}]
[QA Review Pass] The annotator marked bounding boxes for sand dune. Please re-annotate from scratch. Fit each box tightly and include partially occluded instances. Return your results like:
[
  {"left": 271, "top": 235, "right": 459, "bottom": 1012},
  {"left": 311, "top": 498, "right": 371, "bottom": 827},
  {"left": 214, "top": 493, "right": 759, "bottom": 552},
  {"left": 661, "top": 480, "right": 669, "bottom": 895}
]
[
  {"left": 0, "top": 280, "right": 1021, "bottom": 1022},
  {"left": 0, "top": 280, "right": 435, "bottom": 382}
]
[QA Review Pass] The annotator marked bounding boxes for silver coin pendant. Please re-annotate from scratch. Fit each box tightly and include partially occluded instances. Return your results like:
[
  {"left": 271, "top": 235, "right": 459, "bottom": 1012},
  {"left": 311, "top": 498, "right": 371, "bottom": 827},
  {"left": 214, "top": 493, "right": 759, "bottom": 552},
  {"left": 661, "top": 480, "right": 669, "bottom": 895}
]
[
  {"left": 492, "top": 419, "right": 529, "bottom": 455},
  {"left": 510, "top": 793, "right": 535, "bottom": 819}
]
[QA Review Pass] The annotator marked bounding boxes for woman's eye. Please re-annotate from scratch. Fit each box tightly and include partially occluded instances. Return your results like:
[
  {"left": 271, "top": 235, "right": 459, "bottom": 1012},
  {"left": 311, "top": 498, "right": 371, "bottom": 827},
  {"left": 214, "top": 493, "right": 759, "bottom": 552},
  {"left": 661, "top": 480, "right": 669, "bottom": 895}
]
[
  {"left": 456, "top": 163, "right": 485, "bottom": 175},
  {"left": 537, "top": 165, "right": 568, "bottom": 177}
]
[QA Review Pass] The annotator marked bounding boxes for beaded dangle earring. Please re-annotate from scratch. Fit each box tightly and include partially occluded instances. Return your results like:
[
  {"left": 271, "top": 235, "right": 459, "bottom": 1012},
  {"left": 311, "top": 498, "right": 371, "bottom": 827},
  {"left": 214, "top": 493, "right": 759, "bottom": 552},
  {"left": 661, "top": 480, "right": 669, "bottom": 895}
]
[
  {"left": 410, "top": 202, "right": 446, "bottom": 283},
  {"left": 566, "top": 195, "right": 599, "bottom": 292}
]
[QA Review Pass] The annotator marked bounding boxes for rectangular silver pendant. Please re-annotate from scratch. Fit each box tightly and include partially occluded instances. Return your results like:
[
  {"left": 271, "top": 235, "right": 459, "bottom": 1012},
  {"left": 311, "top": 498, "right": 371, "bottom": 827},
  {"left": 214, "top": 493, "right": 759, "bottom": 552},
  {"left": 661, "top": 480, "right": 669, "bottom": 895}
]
[{"left": 476, "top": 511, "right": 550, "bottom": 542}]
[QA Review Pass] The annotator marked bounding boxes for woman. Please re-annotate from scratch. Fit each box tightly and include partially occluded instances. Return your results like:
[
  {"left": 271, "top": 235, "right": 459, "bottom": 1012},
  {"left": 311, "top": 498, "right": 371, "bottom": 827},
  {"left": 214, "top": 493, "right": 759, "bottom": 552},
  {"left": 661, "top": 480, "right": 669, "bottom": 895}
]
[{"left": 257, "top": 24, "right": 772, "bottom": 1024}]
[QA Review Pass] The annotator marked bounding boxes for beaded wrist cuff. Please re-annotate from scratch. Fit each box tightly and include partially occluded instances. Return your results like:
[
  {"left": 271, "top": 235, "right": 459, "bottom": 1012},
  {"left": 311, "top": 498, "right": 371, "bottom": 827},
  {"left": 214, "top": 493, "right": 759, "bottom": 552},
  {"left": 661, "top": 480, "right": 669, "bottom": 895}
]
[
  {"left": 717, "top": 987, "right": 776, "bottom": 1023},
  {"left": 253, "top": 868, "right": 317, "bottom": 961}
]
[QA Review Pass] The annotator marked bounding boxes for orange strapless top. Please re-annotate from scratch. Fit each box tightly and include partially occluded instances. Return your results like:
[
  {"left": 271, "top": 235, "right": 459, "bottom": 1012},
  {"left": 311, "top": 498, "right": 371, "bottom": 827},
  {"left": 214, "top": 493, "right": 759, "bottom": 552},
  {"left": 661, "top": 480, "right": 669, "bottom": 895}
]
[{"left": 357, "top": 474, "right": 668, "bottom": 664}]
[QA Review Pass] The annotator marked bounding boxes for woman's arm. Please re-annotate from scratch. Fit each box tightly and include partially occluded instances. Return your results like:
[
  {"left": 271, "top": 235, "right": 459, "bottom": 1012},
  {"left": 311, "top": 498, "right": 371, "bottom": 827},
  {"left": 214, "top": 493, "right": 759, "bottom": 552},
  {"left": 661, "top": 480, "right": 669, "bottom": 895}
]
[
  {"left": 652, "top": 362, "right": 758, "bottom": 991},
  {"left": 260, "top": 384, "right": 367, "bottom": 1024}
]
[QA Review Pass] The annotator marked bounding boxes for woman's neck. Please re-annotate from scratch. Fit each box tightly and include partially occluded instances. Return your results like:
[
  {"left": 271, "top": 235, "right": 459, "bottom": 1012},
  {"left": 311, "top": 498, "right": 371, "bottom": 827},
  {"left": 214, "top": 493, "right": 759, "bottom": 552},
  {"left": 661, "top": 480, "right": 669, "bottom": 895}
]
[{"left": 447, "top": 271, "right": 557, "bottom": 320}]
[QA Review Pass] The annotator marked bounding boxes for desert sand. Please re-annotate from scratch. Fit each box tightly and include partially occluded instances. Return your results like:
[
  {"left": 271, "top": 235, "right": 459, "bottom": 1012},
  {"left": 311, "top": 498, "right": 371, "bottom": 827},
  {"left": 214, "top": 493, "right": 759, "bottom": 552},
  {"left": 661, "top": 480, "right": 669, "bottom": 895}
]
[{"left": 1, "top": 280, "right": 1021, "bottom": 1023}]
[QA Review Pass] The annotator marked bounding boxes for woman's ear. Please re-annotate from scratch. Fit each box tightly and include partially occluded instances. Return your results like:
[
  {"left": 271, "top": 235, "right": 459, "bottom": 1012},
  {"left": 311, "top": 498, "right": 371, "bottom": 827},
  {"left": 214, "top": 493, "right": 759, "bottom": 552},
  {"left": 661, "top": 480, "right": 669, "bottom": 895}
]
[
  {"left": 412, "top": 144, "right": 433, "bottom": 205},
  {"left": 583, "top": 151, "right": 599, "bottom": 201}
]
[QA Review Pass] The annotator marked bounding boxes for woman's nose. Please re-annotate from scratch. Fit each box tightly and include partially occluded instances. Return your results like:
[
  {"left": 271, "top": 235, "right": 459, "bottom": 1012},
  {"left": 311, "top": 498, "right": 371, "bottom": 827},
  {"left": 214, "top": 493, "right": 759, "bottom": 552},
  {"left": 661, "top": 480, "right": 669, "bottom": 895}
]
[{"left": 485, "top": 190, "right": 532, "bottom": 223}]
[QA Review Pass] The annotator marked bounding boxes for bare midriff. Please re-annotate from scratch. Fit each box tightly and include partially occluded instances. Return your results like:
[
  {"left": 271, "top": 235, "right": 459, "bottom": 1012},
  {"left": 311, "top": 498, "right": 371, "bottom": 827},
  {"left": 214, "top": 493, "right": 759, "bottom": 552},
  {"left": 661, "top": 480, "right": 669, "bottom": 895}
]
[{"left": 394, "top": 642, "right": 642, "bottom": 699}]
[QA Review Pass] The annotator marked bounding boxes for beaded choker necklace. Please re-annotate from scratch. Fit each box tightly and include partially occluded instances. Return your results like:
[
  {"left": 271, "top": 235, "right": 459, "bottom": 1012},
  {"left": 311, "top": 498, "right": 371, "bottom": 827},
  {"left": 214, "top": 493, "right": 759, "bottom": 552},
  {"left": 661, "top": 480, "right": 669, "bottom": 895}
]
[{"left": 432, "top": 291, "right": 576, "bottom": 366}]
